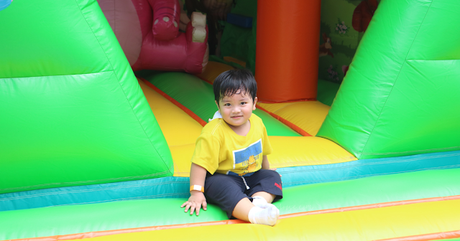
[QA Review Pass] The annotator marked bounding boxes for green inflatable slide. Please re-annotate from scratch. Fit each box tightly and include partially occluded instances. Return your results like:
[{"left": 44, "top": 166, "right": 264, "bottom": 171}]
[
  {"left": 318, "top": 0, "right": 460, "bottom": 159},
  {"left": 0, "top": 0, "right": 173, "bottom": 194}
]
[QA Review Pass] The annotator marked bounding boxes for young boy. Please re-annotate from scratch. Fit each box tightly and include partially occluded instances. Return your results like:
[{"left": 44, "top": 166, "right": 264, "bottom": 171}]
[{"left": 181, "top": 69, "right": 283, "bottom": 226}]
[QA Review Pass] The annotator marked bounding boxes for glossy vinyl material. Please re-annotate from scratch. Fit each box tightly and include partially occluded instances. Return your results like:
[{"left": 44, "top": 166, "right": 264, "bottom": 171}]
[
  {"left": 0, "top": 0, "right": 173, "bottom": 194},
  {"left": 2, "top": 167, "right": 460, "bottom": 240},
  {"left": 137, "top": 71, "right": 301, "bottom": 137},
  {"left": 256, "top": 0, "right": 321, "bottom": 102},
  {"left": 318, "top": 0, "right": 460, "bottom": 159}
]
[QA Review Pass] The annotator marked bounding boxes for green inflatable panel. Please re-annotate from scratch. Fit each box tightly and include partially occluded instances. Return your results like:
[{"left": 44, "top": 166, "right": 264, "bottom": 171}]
[
  {"left": 2, "top": 167, "right": 460, "bottom": 240},
  {"left": 0, "top": 0, "right": 173, "bottom": 194},
  {"left": 220, "top": 0, "right": 258, "bottom": 74},
  {"left": 318, "top": 0, "right": 460, "bottom": 159}
]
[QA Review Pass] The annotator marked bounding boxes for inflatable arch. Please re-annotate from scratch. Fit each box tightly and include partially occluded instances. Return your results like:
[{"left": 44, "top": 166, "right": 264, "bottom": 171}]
[{"left": 1, "top": 0, "right": 460, "bottom": 240}]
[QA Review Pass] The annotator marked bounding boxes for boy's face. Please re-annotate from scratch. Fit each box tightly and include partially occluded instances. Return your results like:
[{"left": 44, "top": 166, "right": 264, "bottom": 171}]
[{"left": 216, "top": 89, "right": 257, "bottom": 129}]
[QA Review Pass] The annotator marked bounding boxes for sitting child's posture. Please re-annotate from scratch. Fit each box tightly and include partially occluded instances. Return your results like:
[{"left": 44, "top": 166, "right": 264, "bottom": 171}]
[{"left": 181, "top": 69, "right": 283, "bottom": 226}]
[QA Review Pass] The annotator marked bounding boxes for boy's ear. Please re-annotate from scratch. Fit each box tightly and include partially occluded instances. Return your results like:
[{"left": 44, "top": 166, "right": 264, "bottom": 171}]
[
  {"left": 215, "top": 100, "right": 220, "bottom": 110},
  {"left": 253, "top": 97, "right": 258, "bottom": 110}
]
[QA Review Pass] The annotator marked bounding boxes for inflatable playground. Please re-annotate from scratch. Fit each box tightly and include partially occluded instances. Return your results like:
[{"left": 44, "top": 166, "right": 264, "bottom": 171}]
[{"left": 1, "top": 0, "right": 460, "bottom": 240}]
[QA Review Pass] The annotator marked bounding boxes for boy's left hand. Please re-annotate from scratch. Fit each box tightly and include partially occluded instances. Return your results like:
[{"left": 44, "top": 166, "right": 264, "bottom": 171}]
[{"left": 181, "top": 191, "right": 207, "bottom": 216}]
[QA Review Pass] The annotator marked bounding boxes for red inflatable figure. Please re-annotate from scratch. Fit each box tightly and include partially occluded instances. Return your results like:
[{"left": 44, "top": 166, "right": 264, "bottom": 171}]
[{"left": 99, "top": 0, "right": 209, "bottom": 74}]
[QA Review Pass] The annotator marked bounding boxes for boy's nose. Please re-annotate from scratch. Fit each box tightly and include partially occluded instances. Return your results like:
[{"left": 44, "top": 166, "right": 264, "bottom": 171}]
[{"left": 232, "top": 107, "right": 241, "bottom": 113}]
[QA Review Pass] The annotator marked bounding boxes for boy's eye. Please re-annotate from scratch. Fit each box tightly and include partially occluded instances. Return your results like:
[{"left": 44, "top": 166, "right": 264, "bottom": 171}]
[
  {"left": 240, "top": 102, "right": 247, "bottom": 105},
  {"left": 224, "top": 103, "right": 231, "bottom": 107}
]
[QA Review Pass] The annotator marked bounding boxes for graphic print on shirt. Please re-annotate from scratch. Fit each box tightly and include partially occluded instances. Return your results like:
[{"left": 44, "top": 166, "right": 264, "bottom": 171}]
[{"left": 228, "top": 139, "right": 262, "bottom": 176}]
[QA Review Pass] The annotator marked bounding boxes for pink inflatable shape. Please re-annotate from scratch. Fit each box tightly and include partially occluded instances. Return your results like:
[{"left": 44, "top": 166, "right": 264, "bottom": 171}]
[{"left": 99, "top": 0, "right": 208, "bottom": 74}]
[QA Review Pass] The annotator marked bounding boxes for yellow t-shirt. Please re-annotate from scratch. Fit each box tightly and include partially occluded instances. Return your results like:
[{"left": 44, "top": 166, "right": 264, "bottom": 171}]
[{"left": 191, "top": 114, "right": 272, "bottom": 176}]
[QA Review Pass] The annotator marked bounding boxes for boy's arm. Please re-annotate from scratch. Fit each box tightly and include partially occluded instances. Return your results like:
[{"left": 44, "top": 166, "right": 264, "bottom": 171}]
[
  {"left": 261, "top": 155, "right": 270, "bottom": 169},
  {"left": 181, "top": 163, "right": 208, "bottom": 216},
  {"left": 262, "top": 155, "right": 279, "bottom": 173}
]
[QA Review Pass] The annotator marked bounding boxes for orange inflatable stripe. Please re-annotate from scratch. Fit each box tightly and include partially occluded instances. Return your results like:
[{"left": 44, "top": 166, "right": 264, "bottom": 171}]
[
  {"left": 256, "top": 104, "right": 311, "bottom": 136},
  {"left": 223, "top": 56, "right": 246, "bottom": 68},
  {"left": 257, "top": 101, "right": 331, "bottom": 136},
  {"left": 18, "top": 195, "right": 460, "bottom": 241},
  {"left": 376, "top": 230, "right": 460, "bottom": 241},
  {"left": 195, "top": 61, "right": 235, "bottom": 85},
  {"left": 140, "top": 78, "right": 207, "bottom": 127},
  {"left": 255, "top": 98, "right": 317, "bottom": 104},
  {"left": 11, "top": 220, "right": 246, "bottom": 241},
  {"left": 280, "top": 195, "right": 460, "bottom": 220}
]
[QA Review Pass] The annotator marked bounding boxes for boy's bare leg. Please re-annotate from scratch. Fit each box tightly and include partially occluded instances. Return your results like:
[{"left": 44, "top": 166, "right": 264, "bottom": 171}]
[
  {"left": 232, "top": 198, "right": 253, "bottom": 221},
  {"left": 252, "top": 191, "right": 275, "bottom": 203},
  {"left": 232, "top": 196, "right": 279, "bottom": 226}
]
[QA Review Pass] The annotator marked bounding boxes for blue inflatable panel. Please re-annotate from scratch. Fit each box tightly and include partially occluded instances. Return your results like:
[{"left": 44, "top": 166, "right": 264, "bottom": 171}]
[
  {"left": 280, "top": 149, "right": 460, "bottom": 187},
  {"left": 0, "top": 0, "right": 12, "bottom": 11},
  {"left": 0, "top": 177, "right": 189, "bottom": 212},
  {"left": 2, "top": 168, "right": 460, "bottom": 240},
  {"left": 1, "top": 150, "right": 459, "bottom": 212}
]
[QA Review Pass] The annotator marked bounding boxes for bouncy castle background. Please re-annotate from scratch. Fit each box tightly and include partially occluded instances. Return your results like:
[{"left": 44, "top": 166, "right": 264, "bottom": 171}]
[{"left": 1, "top": 0, "right": 460, "bottom": 240}]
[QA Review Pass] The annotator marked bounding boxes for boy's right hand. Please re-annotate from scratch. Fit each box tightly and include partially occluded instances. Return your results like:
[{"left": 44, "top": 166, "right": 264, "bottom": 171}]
[{"left": 181, "top": 191, "right": 207, "bottom": 216}]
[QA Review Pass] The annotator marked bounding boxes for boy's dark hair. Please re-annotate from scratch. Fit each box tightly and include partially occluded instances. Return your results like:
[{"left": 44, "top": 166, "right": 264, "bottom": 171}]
[{"left": 213, "top": 69, "right": 257, "bottom": 104}]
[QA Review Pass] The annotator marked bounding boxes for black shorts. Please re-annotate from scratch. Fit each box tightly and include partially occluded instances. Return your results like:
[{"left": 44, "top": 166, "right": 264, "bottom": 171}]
[{"left": 204, "top": 169, "right": 283, "bottom": 218}]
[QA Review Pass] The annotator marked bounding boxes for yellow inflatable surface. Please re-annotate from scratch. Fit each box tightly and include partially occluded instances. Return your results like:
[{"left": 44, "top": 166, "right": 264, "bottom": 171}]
[
  {"left": 85, "top": 197, "right": 460, "bottom": 241},
  {"left": 140, "top": 79, "right": 356, "bottom": 177}
]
